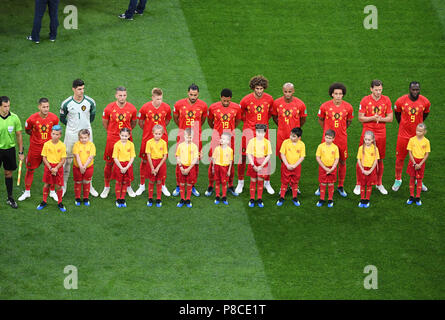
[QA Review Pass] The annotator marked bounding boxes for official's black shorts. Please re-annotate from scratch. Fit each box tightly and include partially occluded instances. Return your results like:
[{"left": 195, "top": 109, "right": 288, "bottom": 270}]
[{"left": 0, "top": 147, "right": 17, "bottom": 171}]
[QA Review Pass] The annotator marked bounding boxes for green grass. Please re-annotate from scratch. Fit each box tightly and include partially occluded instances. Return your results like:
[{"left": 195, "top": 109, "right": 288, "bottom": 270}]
[{"left": 0, "top": 0, "right": 444, "bottom": 299}]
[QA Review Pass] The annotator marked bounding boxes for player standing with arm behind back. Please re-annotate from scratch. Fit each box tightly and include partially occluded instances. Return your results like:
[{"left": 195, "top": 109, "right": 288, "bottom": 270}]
[
  {"left": 235, "top": 75, "right": 275, "bottom": 195},
  {"left": 0, "top": 96, "right": 24, "bottom": 209},
  {"left": 205, "top": 88, "right": 241, "bottom": 197},
  {"left": 171, "top": 84, "right": 207, "bottom": 197},
  {"left": 316, "top": 82, "right": 354, "bottom": 197},
  {"left": 19, "top": 97, "right": 59, "bottom": 201},
  {"left": 353, "top": 80, "right": 392, "bottom": 196},
  {"left": 392, "top": 82, "right": 430, "bottom": 192},
  {"left": 60, "top": 79, "right": 98, "bottom": 197},
  {"left": 135, "top": 88, "right": 171, "bottom": 197},
  {"left": 100, "top": 86, "right": 138, "bottom": 198}
]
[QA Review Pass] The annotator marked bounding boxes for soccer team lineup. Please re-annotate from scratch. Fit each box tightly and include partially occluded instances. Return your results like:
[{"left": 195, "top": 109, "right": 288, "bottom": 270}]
[{"left": 0, "top": 75, "right": 431, "bottom": 211}]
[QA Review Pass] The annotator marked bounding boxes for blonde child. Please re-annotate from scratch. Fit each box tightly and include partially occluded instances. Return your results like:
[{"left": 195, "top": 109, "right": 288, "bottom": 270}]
[
  {"left": 111, "top": 127, "right": 136, "bottom": 208},
  {"left": 37, "top": 125, "right": 67, "bottom": 212},
  {"left": 146, "top": 125, "right": 168, "bottom": 207},
  {"left": 315, "top": 129, "right": 339, "bottom": 207},
  {"left": 72, "top": 129, "right": 96, "bottom": 206},
  {"left": 406, "top": 123, "right": 430, "bottom": 206},
  {"left": 357, "top": 131, "right": 380, "bottom": 208},
  {"left": 277, "top": 127, "right": 305, "bottom": 207},
  {"left": 246, "top": 124, "right": 272, "bottom": 208},
  {"left": 212, "top": 132, "right": 233, "bottom": 205},
  {"left": 175, "top": 128, "right": 199, "bottom": 208}
]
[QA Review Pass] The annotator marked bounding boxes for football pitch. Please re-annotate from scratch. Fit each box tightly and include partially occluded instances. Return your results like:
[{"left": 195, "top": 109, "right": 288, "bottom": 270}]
[{"left": 0, "top": 0, "right": 444, "bottom": 299}]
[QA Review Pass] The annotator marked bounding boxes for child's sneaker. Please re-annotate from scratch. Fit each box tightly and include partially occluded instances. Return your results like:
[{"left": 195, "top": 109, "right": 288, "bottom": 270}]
[
  {"left": 214, "top": 196, "right": 220, "bottom": 205},
  {"left": 83, "top": 198, "right": 90, "bottom": 206},
  {"left": 363, "top": 200, "right": 370, "bottom": 208},
  {"left": 121, "top": 200, "right": 127, "bottom": 208},
  {"left": 358, "top": 200, "right": 364, "bottom": 208},
  {"left": 316, "top": 200, "right": 324, "bottom": 207},
  {"left": 156, "top": 199, "right": 162, "bottom": 208},
  {"left": 205, "top": 187, "right": 213, "bottom": 197},
  {"left": 37, "top": 201, "right": 47, "bottom": 210},
  {"left": 248, "top": 199, "right": 255, "bottom": 208},
  {"left": 147, "top": 198, "right": 153, "bottom": 207},
  {"left": 327, "top": 200, "right": 334, "bottom": 208},
  {"left": 257, "top": 199, "right": 264, "bottom": 208},
  {"left": 177, "top": 199, "right": 185, "bottom": 208},
  {"left": 75, "top": 198, "right": 82, "bottom": 206},
  {"left": 337, "top": 187, "right": 347, "bottom": 197},
  {"left": 292, "top": 197, "right": 300, "bottom": 207},
  {"left": 415, "top": 197, "right": 422, "bottom": 206},
  {"left": 222, "top": 197, "right": 229, "bottom": 205},
  {"left": 58, "top": 203, "right": 67, "bottom": 212},
  {"left": 406, "top": 196, "right": 414, "bottom": 205},
  {"left": 185, "top": 199, "right": 192, "bottom": 208},
  {"left": 276, "top": 197, "right": 284, "bottom": 206},
  {"left": 115, "top": 200, "right": 121, "bottom": 208}
]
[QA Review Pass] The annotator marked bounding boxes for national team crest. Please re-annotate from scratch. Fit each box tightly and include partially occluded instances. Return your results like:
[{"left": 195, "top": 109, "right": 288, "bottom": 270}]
[
  {"left": 81, "top": 105, "right": 86, "bottom": 111},
  {"left": 373, "top": 106, "right": 381, "bottom": 114},
  {"left": 334, "top": 112, "right": 341, "bottom": 120},
  {"left": 153, "top": 113, "right": 160, "bottom": 121},
  {"left": 255, "top": 105, "right": 263, "bottom": 113},
  {"left": 118, "top": 114, "right": 125, "bottom": 121},
  {"left": 41, "top": 125, "right": 47, "bottom": 132},
  {"left": 187, "top": 110, "right": 195, "bottom": 118},
  {"left": 410, "top": 108, "right": 417, "bottom": 115},
  {"left": 284, "top": 109, "right": 291, "bottom": 117},
  {"left": 222, "top": 113, "right": 229, "bottom": 121}
]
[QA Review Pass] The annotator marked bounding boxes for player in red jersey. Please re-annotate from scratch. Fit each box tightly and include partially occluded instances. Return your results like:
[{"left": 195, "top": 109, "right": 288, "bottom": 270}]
[
  {"left": 392, "top": 81, "right": 430, "bottom": 192},
  {"left": 235, "top": 75, "right": 275, "bottom": 195},
  {"left": 18, "top": 98, "right": 59, "bottom": 201},
  {"left": 316, "top": 82, "right": 354, "bottom": 197},
  {"left": 100, "top": 86, "right": 138, "bottom": 199},
  {"left": 271, "top": 82, "right": 307, "bottom": 155},
  {"left": 134, "top": 87, "right": 172, "bottom": 197},
  {"left": 171, "top": 83, "right": 208, "bottom": 197},
  {"left": 204, "top": 88, "right": 242, "bottom": 197},
  {"left": 353, "top": 80, "right": 393, "bottom": 196}
]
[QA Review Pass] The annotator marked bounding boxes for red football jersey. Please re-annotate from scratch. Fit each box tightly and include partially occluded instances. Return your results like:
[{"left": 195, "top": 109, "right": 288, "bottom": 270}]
[
  {"left": 394, "top": 94, "right": 430, "bottom": 138},
  {"left": 25, "top": 112, "right": 59, "bottom": 147},
  {"left": 173, "top": 98, "right": 208, "bottom": 132},
  {"left": 240, "top": 92, "right": 274, "bottom": 130},
  {"left": 272, "top": 96, "right": 307, "bottom": 141},
  {"left": 208, "top": 101, "right": 242, "bottom": 135},
  {"left": 103, "top": 102, "right": 138, "bottom": 138},
  {"left": 138, "top": 101, "right": 171, "bottom": 142},
  {"left": 359, "top": 94, "right": 392, "bottom": 135},
  {"left": 318, "top": 100, "right": 354, "bottom": 143}
]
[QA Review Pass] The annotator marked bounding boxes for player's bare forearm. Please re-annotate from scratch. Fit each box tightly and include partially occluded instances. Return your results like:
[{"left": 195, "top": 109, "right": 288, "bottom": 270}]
[
  {"left": 84, "top": 156, "right": 94, "bottom": 168},
  {"left": 272, "top": 115, "right": 278, "bottom": 126},
  {"left": 332, "top": 158, "right": 339, "bottom": 170},
  {"left": 259, "top": 155, "right": 271, "bottom": 168},
  {"left": 346, "top": 120, "right": 352, "bottom": 128},
  {"left": 25, "top": 129, "right": 32, "bottom": 135},
  {"left": 131, "top": 120, "right": 137, "bottom": 129},
  {"left": 318, "top": 118, "right": 324, "bottom": 128},
  {"left": 173, "top": 114, "right": 179, "bottom": 126},
  {"left": 395, "top": 112, "right": 401, "bottom": 124},
  {"left": 357, "top": 159, "right": 364, "bottom": 172},
  {"left": 113, "top": 158, "right": 123, "bottom": 170},
  {"left": 127, "top": 157, "right": 135, "bottom": 168},
  {"left": 295, "top": 157, "right": 305, "bottom": 168},
  {"left": 235, "top": 119, "right": 241, "bottom": 128},
  {"left": 300, "top": 117, "right": 306, "bottom": 127},
  {"left": 157, "top": 154, "right": 168, "bottom": 170},
  {"left": 280, "top": 153, "right": 288, "bottom": 166},
  {"left": 138, "top": 119, "right": 144, "bottom": 129},
  {"left": 208, "top": 118, "right": 214, "bottom": 129},
  {"left": 102, "top": 119, "right": 109, "bottom": 130},
  {"left": 247, "top": 154, "right": 254, "bottom": 166},
  {"left": 43, "top": 157, "right": 51, "bottom": 169},
  {"left": 147, "top": 155, "right": 154, "bottom": 170},
  {"left": 423, "top": 113, "right": 429, "bottom": 121}
]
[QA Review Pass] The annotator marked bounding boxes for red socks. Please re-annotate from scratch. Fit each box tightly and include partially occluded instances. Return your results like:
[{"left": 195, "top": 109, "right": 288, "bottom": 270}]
[
  {"left": 395, "top": 159, "right": 404, "bottom": 180},
  {"left": 208, "top": 165, "right": 214, "bottom": 188},
  {"left": 249, "top": 180, "right": 256, "bottom": 199},
  {"left": 338, "top": 162, "right": 346, "bottom": 187},
  {"left": 56, "top": 189, "right": 63, "bottom": 204},
  {"left": 25, "top": 169, "right": 34, "bottom": 191},
  {"left": 83, "top": 182, "right": 90, "bottom": 199},
  {"left": 148, "top": 182, "right": 155, "bottom": 199},
  {"left": 238, "top": 162, "right": 246, "bottom": 181},
  {"left": 257, "top": 180, "right": 264, "bottom": 199},
  {"left": 280, "top": 184, "right": 287, "bottom": 198},
  {"left": 410, "top": 178, "right": 422, "bottom": 197},
  {"left": 74, "top": 182, "right": 82, "bottom": 199},
  {"left": 327, "top": 184, "right": 334, "bottom": 201},
  {"left": 104, "top": 163, "right": 113, "bottom": 188},
  {"left": 186, "top": 185, "right": 192, "bottom": 200},
  {"left": 43, "top": 186, "right": 50, "bottom": 202},
  {"left": 377, "top": 161, "right": 384, "bottom": 185},
  {"left": 140, "top": 162, "right": 146, "bottom": 185},
  {"left": 156, "top": 183, "right": 162, "bottom": 200},
  {"left": 361, "top": 185, "right": 372, "bottom": 200},
  {"left": 320, "top": 184, "right": 326, "bottom": 200}
]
